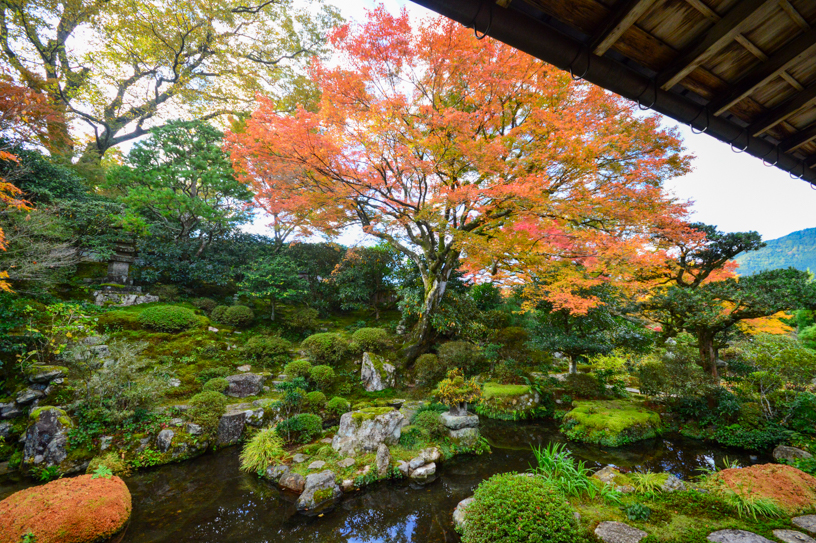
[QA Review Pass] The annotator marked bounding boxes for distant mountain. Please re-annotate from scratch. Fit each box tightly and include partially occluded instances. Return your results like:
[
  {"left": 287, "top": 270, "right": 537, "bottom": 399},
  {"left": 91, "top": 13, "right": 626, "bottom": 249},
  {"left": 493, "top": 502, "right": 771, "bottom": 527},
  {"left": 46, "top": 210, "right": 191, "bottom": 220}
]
[{"left": 735, "top": 227, "right": 816, "bottom": 276}]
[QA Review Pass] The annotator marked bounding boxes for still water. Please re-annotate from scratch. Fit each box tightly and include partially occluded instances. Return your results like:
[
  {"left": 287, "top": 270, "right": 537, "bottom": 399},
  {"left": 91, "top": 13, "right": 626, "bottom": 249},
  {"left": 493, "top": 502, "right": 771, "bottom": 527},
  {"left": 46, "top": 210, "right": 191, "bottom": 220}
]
[{"left": 110, "top": 419, "right": 767, "bottom": 543}]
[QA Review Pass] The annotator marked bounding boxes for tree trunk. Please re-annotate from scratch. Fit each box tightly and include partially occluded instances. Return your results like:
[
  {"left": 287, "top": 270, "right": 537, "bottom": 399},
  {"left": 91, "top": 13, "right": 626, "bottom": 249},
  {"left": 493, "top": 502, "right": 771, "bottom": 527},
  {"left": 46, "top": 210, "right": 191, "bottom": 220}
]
[
  {"left": 270, "top": 300, "right": 276, "bottom": 322},
  {"left": 568, "top": 356, "right": 578, "bottom": 375},
  {"left": 697, "top": 330, "right": 719, "bottom": 381},
  {"left": 401, "top": 275, "right": 449, "bottom": 361}
]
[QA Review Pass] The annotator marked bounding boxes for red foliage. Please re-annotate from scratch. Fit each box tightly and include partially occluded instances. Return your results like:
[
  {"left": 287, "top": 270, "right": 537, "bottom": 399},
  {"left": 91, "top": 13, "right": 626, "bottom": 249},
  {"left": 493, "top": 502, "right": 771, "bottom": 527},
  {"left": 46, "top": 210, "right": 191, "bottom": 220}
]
[{"left": 715, "top": 463, "right": 816, "bottom": 515}]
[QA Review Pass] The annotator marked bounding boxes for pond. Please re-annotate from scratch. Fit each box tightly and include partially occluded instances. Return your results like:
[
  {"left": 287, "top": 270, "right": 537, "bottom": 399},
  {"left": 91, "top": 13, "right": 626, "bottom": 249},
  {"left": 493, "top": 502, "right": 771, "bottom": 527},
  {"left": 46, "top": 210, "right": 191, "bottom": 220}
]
[{"left": 1, "top": 419, "right": 770, "bottom": 543}]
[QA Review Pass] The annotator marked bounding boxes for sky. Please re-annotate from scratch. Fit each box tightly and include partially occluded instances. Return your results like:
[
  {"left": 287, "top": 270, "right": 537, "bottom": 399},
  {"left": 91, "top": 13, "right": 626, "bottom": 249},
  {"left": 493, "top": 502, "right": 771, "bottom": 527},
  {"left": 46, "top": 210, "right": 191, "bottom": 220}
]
[{"left": 245, "top": 0, "right": 816, "bottom": 244}]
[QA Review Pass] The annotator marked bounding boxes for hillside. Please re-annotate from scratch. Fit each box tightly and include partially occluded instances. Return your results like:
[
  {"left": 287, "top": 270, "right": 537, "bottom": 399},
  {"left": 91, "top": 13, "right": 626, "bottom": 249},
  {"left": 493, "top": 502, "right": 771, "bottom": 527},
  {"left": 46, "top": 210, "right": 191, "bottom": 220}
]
[{"left": 735, "top": 227, "right": 816, "bottom": 275}]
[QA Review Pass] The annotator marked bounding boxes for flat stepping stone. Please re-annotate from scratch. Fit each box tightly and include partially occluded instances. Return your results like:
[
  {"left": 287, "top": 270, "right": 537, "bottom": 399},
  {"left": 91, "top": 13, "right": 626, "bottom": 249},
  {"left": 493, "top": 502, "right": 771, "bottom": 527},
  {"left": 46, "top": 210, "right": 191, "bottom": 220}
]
[
  {"left": 595, "top": 521, "right": 647, "bottom": 543},
  {"left": 336, "top": 458, "right": 355, "bottom": 469},
  {"left": 707, "top": 530, "right": 774, "bottom": 543},
  {"left": 307, "top": 460, "right": 326, "bottom": 470},
  {"left": 794, "top": 517, "right": 816, "bottom": 535},
  {"left": 774, "top": 530, "right": 816, "bottom": 543},
  {"left": 292, "top": 453, "right": 308, "bottom": 464}
]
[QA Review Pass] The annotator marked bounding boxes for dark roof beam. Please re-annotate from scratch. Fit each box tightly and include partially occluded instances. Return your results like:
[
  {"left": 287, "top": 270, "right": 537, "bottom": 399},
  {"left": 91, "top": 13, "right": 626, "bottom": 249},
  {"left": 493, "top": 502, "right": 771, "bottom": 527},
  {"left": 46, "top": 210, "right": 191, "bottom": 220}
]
[
  {"left": 710, "top": 29, "right": 816, "bottom": 116},
  {"left": 657, "top": 0, "right": 778, "bottom": 91},
  {"left": 781, "top": 124, "right": 816, "bottom": 154},
  {"left": 748, "top": 83, "right": 816, "bottom": 136},
  {"left": 591, "top": 0, "right": 661, "bottom": 56}
]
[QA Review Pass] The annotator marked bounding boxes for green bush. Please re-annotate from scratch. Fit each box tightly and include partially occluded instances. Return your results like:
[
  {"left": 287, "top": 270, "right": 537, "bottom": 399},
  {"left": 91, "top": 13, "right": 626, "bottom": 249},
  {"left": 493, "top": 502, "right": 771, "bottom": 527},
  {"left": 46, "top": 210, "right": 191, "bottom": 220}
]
[
  {"left": 137, "top": 305, "right": 197, "bottom": 332},
  {"left": 398, "top": 425, "right": 429, "bottom": 449},
  {"left": 461, "top": 473, "right": 581, "bottom": 543},
  {"left": 301, "top": 333, "right": 349, "bottom": 366},
  {"left": 283, "top": 307, "right": 320, "bottom": 333},
  {"left": 196, "top": 366, "right": 231, "bottom": 383},
  {"left": 565, "top": 372, "right": 602, "bottom": 399},
  {"left": 239, "top": 428, "right": 287, "bottom": 474},
  {"left": 284, "top": 359, "right": 312, "bottom": 380},
  {"left": 413, "top": 410, "right": 447, "bottom": 439},
  {"left": 304, "top": 391, "right": 327, "bottom": 412},
  {"left": 202, "top": 377, "right": 229, "bottom": 393},
  {"left": 149, "top": 284, "right": 179, "bottom": 301},
  {"left": 351, "top": 327, "right": 391, "bottom": 352},
  {"left": 438, "top": 340, "right": 484, "bottom": 377},
  {"left": 327, "top": 396, "right": 350, "bottom": 417},
  {"left": 223, "top": 305, "right": 254, "bottom": 328},
  {"left": 188, "top": 390, "right": 227, "bottom": 434},
  {"left": 414, "top": 353, "right": 443, "bottom": 387},
  {"left": 191, "top": 298, "right": 218, "bottom": 313},
  {"left": 211, "top": 305, "right": 229, "bottom": 324},
  {"left": 276, "top": 413, "right": 323, "bottom": 444},
  {"left": 309, "top": 365, "right": 336, "bottom": 390},
  {"left": 243, "top": 335, "right": 291, "bottom": 365}
]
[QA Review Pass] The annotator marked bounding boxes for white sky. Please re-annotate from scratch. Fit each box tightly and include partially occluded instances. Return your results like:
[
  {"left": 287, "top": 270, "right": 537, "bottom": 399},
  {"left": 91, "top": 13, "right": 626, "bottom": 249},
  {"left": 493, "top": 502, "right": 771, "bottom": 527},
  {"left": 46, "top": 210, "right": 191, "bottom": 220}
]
[{"left": 243, "top": 0, "right": 816, "bottom": 244}]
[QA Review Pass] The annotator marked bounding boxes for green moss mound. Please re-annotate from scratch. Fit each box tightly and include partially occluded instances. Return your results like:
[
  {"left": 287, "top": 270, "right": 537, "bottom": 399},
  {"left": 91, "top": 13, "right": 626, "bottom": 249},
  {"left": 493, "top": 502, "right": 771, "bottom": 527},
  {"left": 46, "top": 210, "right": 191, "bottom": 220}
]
[
  {"left": 137, "top": 305, "right": 197, "bottom": 332},
  {"left": 351, "top": 406, "right": 393, "bottom": 423},
  {"left": 301, "top": 333, "right": 349, "bottom": 366},
  {"left": 202, "top": 377, "right": 229, "bottom": 393},
  {"left": 476, "top": 382, "right": 539, "bottom": 421},
  {"left": 562, "top": 400, "right": 662, "bottom": 447},
  {"left": 461, "top": 473, "right": 581, "bottom": 543},
  {"left": 351, "top": 327, "right": 391, "bottom": 352}
]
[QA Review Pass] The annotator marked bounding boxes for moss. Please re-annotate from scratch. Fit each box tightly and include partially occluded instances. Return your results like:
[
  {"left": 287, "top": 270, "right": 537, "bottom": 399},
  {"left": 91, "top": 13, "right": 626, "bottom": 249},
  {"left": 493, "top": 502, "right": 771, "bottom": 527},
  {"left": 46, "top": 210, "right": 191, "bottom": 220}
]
[
  {"left": 312, "top": 487, "right": 334, "bottom": 504},
  {"left": 482, "top": 383, "right": 531, "bottom": 399},
  {"left": 477, "top": 382, "right": 539, "bottom": 421},
  {"left": 23, "top": 365, "right": 69, "bottom": 378},
  {"left": 562, "top": 400, "right": 662, "bottom": 447},
  {"left": 29, "top": 406, "right": 70, "bottom": 425},
  {"left": 351, "top": 406, "right": 394, "bottom": 423}
]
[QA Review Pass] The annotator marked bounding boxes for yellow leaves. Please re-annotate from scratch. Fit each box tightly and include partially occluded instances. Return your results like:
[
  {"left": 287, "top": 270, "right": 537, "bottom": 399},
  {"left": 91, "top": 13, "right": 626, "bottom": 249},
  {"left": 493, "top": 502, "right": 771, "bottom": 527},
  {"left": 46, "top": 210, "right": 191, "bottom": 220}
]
[{"left": 739, "top": 312, "right": 793, "bottom": 336}]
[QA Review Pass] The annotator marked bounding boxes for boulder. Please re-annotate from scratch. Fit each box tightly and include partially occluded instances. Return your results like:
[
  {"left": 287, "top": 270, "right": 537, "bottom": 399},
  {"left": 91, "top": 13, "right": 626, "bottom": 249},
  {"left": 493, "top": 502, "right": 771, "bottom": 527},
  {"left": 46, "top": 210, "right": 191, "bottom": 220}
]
[
  {"left": 661, "top": 474, "right": 686, "bottom": 492},
  {"left": 279, "top": 472, "right": 306, "bottom": 493},
  {"left": 93, "top": 289, "right": 158, "bottom": 306},
  {"left": 360, "top": 352, "right": 395, "bottom": 392},
  {"left": 225, "top": 373, "right": 264, "bottom": 398},
  {"left": 186, "top": 423, "right": 202, "bottom": 436},
  {"left": 331, "top": 407, "right": 404, "bottom": 456},
  {"left": 16, "top": 388, "right": 45, "bottom": 404},
  {"left": 592, "top": 466, "right": 634, "bottom": 493},
  {"left": 376, "top": 443, "right": 391, "bottom": 477},
  {"left": 26, "top": 365, "right": 67, "bottom": 384},
  {"left": 216, "top": 410, "right": 247, "bottom": 446},
  {"left": 441, "top": 411, "right": 480, "bottom": 430},
  {"left": 563, "top": 399, "right": 662, "bottom": 447},
  {"left": 0, "top": 421, "right": 11, "bottom": 439},
  {"left": 23, "top": 407, "right": 72, "bottom": 467},
  {"left": 449, "top": 427, "right": 480, "bottom": 448},
  {"left": 0, "top": 474, "right": 131, "bottom": 543},
  {"left": 479, "top": 383, "right": 540, "bottom": 420},
  {"left": 707, "top": 530, "right": 774, "bottom": 543},
  {"left": 772, "top": 530, "right": 816, "bottom": 543},
  {"left": 453, "top": 496, "right": 474, "bottom": 530},
  {"left": 296, "top": 470, "right": 342, "bottom": 511},
  {"left": 156, "top": 429, "right": 175, "bottom": 453},
  {"left": 396, "top": 460, "right": 410, "bottom": 477},
  {"left": 0, "top": 402, "right": 22, "bottom": 420},
  {"left": 409, "top": 462, "right": 436, "bottom": 481},
  {"left": 774, "top": 445, "right": 813, "bottom": 463},
  {"left": 265, "top": 464, "right": 290, "bottom": 483},
  {"left": 793, "top": 516, "right": 816, "bottom": 535},
  {"left": 595, "top": 521, "right": 647, "bottom": 543}
]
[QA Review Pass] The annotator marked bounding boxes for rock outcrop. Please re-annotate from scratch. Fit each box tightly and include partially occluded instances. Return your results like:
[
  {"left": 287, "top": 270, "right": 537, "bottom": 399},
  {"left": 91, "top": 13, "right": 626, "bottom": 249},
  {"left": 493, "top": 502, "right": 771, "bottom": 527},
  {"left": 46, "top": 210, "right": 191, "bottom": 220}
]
[
  {"left": 360, "top": 352, "right": 395, "bottom": 392},
  {"left": 296, "top": 470, "right": 341, "bottom": 511},
  {"left": 225, "top": 373, "right": 264, "bottom": 398},
  {"left": 332, "top": 407, "right": 403, "bottom": 456},
  {"left": 23, "top": 407, "right": 71, "bottom": 468}
]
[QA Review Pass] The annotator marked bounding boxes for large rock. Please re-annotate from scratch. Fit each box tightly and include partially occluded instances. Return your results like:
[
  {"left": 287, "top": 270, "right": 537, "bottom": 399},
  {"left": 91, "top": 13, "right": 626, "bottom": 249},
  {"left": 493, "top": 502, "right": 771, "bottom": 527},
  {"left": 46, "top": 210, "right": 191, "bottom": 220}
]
[
  {"left": 16, "top": 388, "right": 45, "bottom": 405},
  {"left": 296, "top": 470, "right": 341, "bottom": 511},
  {"left": 332, "top": 407, "right": 404, "bottom": 456},
  {"left": 774, "top": 445, "right": 813, "bottom": 463},
  {"left": 23, "top": 407, "right": 72, "bottom": 467},
  {"left": 376, "top": 443, "right": 391, "bottom": 477},
  {"left": 707, "top": 530, "right": 775, "bottom": 543},
  {"left": 93, "top": 289, "right": 158, "bottom": 307},
  {"left": 594, "top": 521, "right": 647, "bottom": 543},
  {"left": 793, "top": 516, "right": 816, "bottom": 535},
  {"left": 661, "top": 474, "right": 686, "bottom": 492},
  {"left": 773, "top": 530, "right": 816, "bottom": 543},
  {"left": 0, "top": 402, "right": 22, "bottom": 420},
  {"left": 453, "top": 496, "right": 474, "bottom": 530},
  {"left": 409, "top": 462, "right": 436, "bottom": 481},
  {"left": 156, "top": 429, "right": 175, "bottom": 453},
  {"left": 441, "top": 411, "right": 479, "bottom": 430},
  {"left": 0, "top": 474, "right": 131, "bottom": 543},
  {"left": 225, "top": 373, "right": 264, "bottom": 398},
  {"left": 26, "top": 365, "right": 67, "bottom": 384},
  {"left": 360, "top": 352, "right": 395, "bottom": 392},
  {"left": 265, "top": 464, "right": 290, "bottom": 483},
  {"left": 216, "top": 410, "right": 247, "bottom": 446},
  {"left": 0, "top": 421, "right": 11, "bottom": 439},
  {"left": 449, "top": 427, "right": 480, "bottom": 448},
  {"left": 279, "top": 471, "right": 306, "bottom": 493}
]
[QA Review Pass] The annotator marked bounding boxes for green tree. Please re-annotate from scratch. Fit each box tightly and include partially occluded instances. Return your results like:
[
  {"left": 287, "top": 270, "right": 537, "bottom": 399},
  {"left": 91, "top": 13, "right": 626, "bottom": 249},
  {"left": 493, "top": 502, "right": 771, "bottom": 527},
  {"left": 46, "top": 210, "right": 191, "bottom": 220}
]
[
  {"left": 0, "top": 0, "right": 341, "bottom": 162},
  {"left": 107, "top": 120, "right": 252, "bottom": 257},
  {"left": 330, "top": 244, "right": 399, "bottom": 319},
  {"left": 238, "top": 255, "right": 306, "bottom": 321}
]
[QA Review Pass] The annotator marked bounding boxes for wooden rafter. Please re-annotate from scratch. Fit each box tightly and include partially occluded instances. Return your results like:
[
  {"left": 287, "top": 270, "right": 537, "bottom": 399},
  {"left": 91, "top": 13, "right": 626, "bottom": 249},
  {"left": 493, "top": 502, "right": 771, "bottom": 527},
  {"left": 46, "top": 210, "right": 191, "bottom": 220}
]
[
  {"left": 778, "top": 0, "right": 810, "bottom": 30},
  {"left": 657, "top": 0, "right": 778, "bottom": 91},
  {"left": 591, "top": 0, "right": 661, "bottom": 56},
  {"left": 781, "top": 124, "right": 816, "bottom": 153},
  {"left": 709, "top": 29, "right": 816, "bottom": 116},
  {"left": 748, "top": 82, "right": 816, "bottom": 136}
]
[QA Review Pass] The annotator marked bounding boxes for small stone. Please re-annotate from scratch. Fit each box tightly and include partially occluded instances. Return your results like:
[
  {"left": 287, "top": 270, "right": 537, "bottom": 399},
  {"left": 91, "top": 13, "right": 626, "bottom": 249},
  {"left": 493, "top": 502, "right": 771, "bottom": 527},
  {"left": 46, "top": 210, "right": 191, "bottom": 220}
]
[
  {"left": 279, "top": 472, "right": 306, "bottom": 493},
  {"left": 186, "top": 423, "right": 202, "bottom": 436},
  {"left": 419, "top": 447, "right": 441, "bottom": 463},
  {"left": 337, "top": 457, "right": 356, "bottom": 469},
  {"left": 376, "top": 443, "right": 391, "bottom": 477},
  {"left": 707, "top": 530, "right": 775, "bottom": 543},
  {"left": 292, "top": 453, "right": 308, "bottom": 464},
  {"left": 595, "top": 521, "right": 648, "bottom": 543},
  {"left": 773, "top": 445, "right": 813, "bottom": 463},
  {"left": 169, "top": 418, "right": 184, "bottom": 427},
  {"left": 409, "top": 462, "right": 435, "bottom": 481},
  {"left": 773, "top": 530, "right": 816, "bottom": 543},
  {"left": 265, "top": 464, "right": 290, "bottom": 482},
  {"left": 16, "top": 388, "right": 44, "bottom": 404},
  {"left": 794, "top": 517, "right": 816, "bottom": 535},
  {"left": 99, "top": 436, "right": 112, "bottom": 451},
  {"left": 320, "top": 437, "right": 333, "bottom": 444},
  {"left": 167, "top": 378, "right": 181, "bottom": 388},
  {"left": 661, "top": 474, "right": 686, "bottom": 492},
  {"left": 396, "top": 460, "right": 409, "bottom": 477},
  {"left": 308, "top": 460, "right": 326, "bottom": 470},
  {"left": 341, "top": 479, "right": 355, "bottom": 492},
  {"left": 156, "top": 429, "right": 174, "bottom": 452},
  {"left": 237, "top": 365, "right": 251, "bottom": 372},
  {"left": 208, "top": 327, "right": 219, "bottom": 332},
  {"left": 408, "top": 456, "right": 426, "bottom": 471},
  {"left": 453, "top": 497, "right": 474, "bottom": 530}
]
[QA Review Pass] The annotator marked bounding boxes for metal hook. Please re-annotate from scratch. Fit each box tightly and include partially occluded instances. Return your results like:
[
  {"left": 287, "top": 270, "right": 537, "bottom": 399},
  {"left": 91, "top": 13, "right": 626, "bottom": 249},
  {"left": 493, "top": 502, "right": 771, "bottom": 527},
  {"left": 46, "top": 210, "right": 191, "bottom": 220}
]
[
  {"left": 569, "top": 49, "right": 590, "bottom": 81},
  {"left": 727, "top": 129, "right": 748, "bottom": 153},
  {"left": 468, "top": 0, "right": 493, "bottom": 40},
  {"left": 761, "top": 145, "right": 779, "bottom": 167},
  {"left": 689, "top": 107, "right": 709, "bottom": 134},
  {"left": 635, "top": 79, "right": 657, "bottom": 110},
  {"left": 790, "top": 160, "right": 806, "bottom": 180}
]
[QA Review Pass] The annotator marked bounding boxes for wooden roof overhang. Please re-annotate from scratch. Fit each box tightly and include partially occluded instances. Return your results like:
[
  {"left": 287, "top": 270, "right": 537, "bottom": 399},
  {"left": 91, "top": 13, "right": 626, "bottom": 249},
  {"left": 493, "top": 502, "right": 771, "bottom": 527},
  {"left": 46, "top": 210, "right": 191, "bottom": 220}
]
[{"left": 410, "top": 0, "right": 816, "bottom": 186}]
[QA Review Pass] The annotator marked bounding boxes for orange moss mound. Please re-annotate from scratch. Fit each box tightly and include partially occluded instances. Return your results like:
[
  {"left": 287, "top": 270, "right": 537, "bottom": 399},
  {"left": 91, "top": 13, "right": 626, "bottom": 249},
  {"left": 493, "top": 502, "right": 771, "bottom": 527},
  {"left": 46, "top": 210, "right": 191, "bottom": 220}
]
[
  {"left": 715, "top": 463, "right": 816, "bottom": 515},
  {"left": 0, "top": 474, "right": 132, "bottom": 543}
]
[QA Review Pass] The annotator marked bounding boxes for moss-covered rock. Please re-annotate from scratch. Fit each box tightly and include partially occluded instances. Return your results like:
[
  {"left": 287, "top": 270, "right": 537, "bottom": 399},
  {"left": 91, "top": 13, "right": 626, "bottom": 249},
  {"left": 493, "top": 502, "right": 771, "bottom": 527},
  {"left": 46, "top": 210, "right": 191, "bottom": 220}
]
[
  {"left": 561, "top": 400, "right": 662, "bottom": 447},
  {"left": 475, "top": 383, "right": 540, "bottom": 420}
]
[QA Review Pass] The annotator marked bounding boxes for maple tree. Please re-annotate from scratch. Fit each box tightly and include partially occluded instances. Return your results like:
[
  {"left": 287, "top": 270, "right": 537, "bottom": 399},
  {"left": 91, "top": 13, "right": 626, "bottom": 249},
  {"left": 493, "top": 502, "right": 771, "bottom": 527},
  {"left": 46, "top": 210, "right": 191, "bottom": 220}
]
[
  {"left": 228, "top": 8, "right": 692, "bottom": 357},
  {"left": 0, "top": 0, "right": 341, "bottom": 162}
]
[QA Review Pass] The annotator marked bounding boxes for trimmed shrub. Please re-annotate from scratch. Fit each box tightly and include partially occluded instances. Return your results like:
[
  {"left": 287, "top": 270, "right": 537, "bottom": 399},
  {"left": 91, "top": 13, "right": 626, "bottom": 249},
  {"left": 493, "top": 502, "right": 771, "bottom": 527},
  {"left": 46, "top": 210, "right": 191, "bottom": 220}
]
[
  {"left": 191, "top": 298, "right": 218, "bottom": 313},
  {"left": 304, "top": 391, "right": 327, "bottom": 412},
  {"left": 461, "top": 473, "right": 581, "bottom": 543},
  {"left": 211, "top": 305, "right": 229, "bottom": 324},
  {"left": 413, "top": 410, "right": 447, "bottom": 439},
  {"left": 196, "top": 366, "right": 231, "bottom": 384},
  {"left": 188, "top": 390, "right": 227, "bottom": 434},
  {"left": 414, "top": 353, "right": 443, "bottom": 387},
  {"left": 284, "top": 359, "right": 312, "bottom": 380},
  {"left": 327, "top": 396, "right": 350, "bottom": 417},
  {"left": 309, "top": 365, "right": 336, "bottom": 390},
  {"left": 565, "top": 372, "right": 602, "bottom": 399},
  {"left": 301, "top": 333, "right": 349, "bottom": 366},
  {"left": 137, "top": 305, "right": 197, "bottom": 332},
  {"left": 223, "top": 305, "right": 254, "bottom": 328},
  {"left": 202, "top": 377, "right": 229, "bottom": 393},
  {"left": 351, "top": 327, "right": 391, "bottom": 353},
  {"left": 239, "top": 428, "right": 287, "bottom": 474},
  {"left": 438, "top": 341, "right": 484, "bottom": 377},
  {"left": 283, "top": 307, "right": 319, "bottom": 333},
  {"left": 243, "top": 335, "right": 291, "bottom": 365},
  {"left": 276, "top": 413, "right": 322, "bottom": 444}
]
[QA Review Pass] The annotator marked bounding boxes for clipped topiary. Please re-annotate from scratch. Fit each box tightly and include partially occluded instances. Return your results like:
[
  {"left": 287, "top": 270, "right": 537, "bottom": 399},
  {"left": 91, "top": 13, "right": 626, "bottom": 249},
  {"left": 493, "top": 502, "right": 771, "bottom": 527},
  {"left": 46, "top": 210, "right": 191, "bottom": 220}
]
[
  {"left": 187, "top": 390, "right": 227, "bottom": 434},
  {"left": 301, "top": 332, "right": 349, "bottom": 366},
  {"left": 304, "top": 390, "right": 327, "bottom": 412},
  {"left": 351, "top": 327, "right": 391, "bottom": 353},
  {"left": 326, "top": 396, "right": 350, "bottom": 417},
  {"left": 309, "top": 364, "right": 336, "bottom": 390},
  {"left": 284, "top": 359, "right": 312, "bottom": 380},
  {"left": 461, "top": 473, "right": 581, "bottom": 543},
  {"left": 413, "top": 410, "right": 447, "bottom": 439},
  {"left": 137, "top": 305, "right": 197, "bottom": 332},
  {"left": 223, "top": 305, "right": 254, "bottom": 328},
  {"left": 202, "top": 377, "right": 229, "bottom": 393},
  {"left": 211, "top": 305, "right": 229, "bottom": 324},
  {"left": 276, "top": 413, "right": 323, "bottom": 444},
  {"left": 243, "top": 335, "right": 291, "bottom": 365},
  {"left": 239, "top": 428, "right": 288, "bottom": 475}
]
